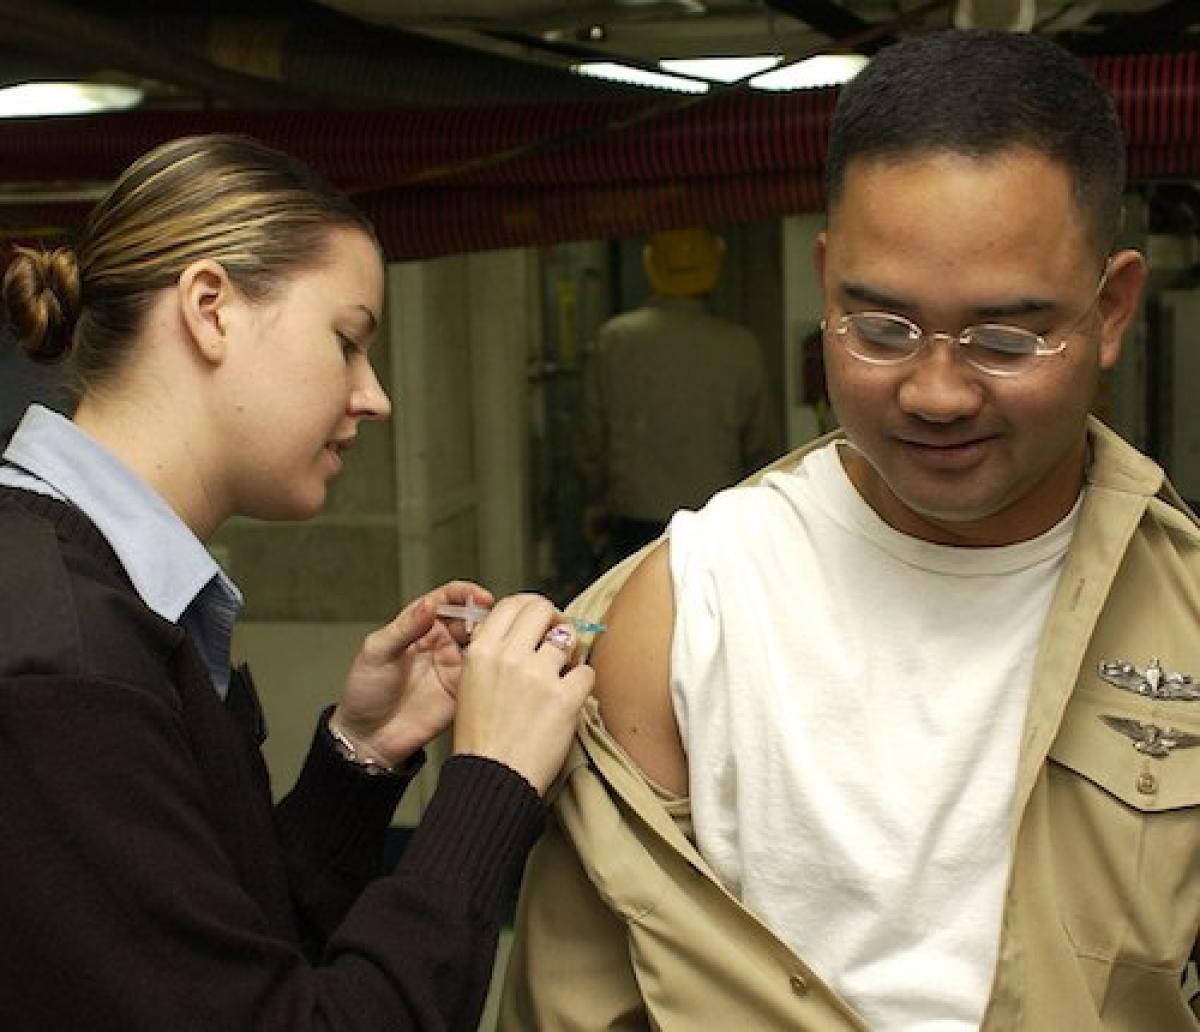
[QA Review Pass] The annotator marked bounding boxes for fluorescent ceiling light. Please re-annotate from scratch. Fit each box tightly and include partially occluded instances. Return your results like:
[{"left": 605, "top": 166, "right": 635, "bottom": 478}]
[
  {"left": 0, "top": 82, "right": 144, "bottom": 118},
  {"left": 659, "top": 55, "right": 783, "bottom": 84},
  {"left": 750, "top": 54, "right": 869, "bottom": 92},
  {"left": 572, "top": 62, "right": 709, "bottom": 94}
]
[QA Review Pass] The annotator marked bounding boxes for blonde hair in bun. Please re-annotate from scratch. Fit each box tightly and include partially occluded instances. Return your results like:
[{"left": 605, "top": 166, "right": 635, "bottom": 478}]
[
  {"left": 3, "top": 245, "right": 81, "bottom": 364},
  {"left": 2, "top": 134, "right": 373, "bottom": 397}
]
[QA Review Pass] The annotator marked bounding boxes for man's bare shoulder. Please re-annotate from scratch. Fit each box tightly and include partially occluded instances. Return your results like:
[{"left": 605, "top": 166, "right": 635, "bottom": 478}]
[{"left": 589, "top": 542, "right": 688, "bottom": 795}]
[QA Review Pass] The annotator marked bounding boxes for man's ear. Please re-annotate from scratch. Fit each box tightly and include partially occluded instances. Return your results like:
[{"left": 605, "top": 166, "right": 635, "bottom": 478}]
[
  {"left": 813, "top": 230, "right": 828, "bottom": 290},
  {"left": 177, "top": 259, "right": 234, "bottom": 366},
  {"left": 1096, "top": 248, "right": 1148, "bottom": 371}
]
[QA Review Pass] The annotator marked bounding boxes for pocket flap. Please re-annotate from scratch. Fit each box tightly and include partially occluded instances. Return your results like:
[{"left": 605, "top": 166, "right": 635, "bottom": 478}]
[{"left": 1048, "top": 688, "right": 1200, "bottom": 813}]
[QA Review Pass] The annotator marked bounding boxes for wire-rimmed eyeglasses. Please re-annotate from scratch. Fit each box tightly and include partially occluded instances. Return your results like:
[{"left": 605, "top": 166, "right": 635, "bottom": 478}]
[{"left": 820, "top": 269, "right": 1110, "bottom": 378}]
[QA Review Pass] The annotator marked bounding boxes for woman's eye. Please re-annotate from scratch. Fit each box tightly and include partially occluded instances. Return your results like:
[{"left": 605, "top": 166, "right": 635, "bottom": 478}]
[{"left": 336, "top": 332, "right": 357, "bottom": 357}]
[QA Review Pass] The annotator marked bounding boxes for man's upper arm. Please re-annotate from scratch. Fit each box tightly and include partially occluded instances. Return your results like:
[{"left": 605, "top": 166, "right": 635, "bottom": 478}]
[{"left": 589, "top": 541, "right": 688, "bottom": 795}]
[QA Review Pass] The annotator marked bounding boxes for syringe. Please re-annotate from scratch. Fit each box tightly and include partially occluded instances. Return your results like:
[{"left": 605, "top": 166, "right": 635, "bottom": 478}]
[{"left": 435, "top": 600, "right": 605, "bottom": 635}]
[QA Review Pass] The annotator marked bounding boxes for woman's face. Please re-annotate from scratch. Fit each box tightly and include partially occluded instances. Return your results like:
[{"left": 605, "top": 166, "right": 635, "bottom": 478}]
[{"left": 221, "top": 225, "right": 389, "bottom": 522}]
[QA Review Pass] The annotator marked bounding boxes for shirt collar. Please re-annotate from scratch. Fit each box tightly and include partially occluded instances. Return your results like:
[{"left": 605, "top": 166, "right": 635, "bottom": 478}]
[{"left": 1, "top": 404, "right": 241, "bottom": 625}]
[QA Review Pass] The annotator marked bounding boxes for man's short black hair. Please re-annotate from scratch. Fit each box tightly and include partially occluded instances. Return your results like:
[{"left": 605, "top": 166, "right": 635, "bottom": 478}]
[{"left": 825, "top": 29, "right": 1126, "bottom": 256}]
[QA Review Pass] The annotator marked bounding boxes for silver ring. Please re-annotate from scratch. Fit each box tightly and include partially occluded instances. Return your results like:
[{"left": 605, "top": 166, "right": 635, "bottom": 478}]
[{"left": 542, "top": 624, "right": 575, "bottom": 651}]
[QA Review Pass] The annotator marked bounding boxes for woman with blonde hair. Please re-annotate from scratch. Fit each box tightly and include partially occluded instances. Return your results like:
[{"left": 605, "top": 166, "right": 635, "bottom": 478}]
[{"left": 0, "top": 134, "right": 592, "bottom": 1030}]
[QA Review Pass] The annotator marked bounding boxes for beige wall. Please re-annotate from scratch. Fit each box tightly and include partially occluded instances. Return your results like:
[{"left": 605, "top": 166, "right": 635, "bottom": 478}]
[{"left": 234, "top": 621, "right": 369, "bottom": 786}]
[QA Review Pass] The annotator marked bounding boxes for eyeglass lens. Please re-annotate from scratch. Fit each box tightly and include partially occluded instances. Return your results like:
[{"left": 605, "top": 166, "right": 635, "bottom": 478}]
[{"left": 841, "top": 313, "right": 1045, "bottom": 375}]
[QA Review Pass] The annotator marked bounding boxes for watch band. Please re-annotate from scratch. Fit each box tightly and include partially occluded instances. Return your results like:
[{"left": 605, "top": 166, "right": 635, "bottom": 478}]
[{"left": 327, "top": 722, "right": 398, "bottom": 777}]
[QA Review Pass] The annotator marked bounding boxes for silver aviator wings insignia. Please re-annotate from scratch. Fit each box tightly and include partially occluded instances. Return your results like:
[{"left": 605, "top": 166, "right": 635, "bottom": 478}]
[{"left": 1099, "top": 715, "right": 1200, "bottom": 758}]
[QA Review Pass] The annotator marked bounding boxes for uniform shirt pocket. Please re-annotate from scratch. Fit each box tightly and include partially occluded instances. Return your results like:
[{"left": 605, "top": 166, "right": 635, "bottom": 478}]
[{"left": 1047, "top": 685, "right": 1200, "bottom": 970}]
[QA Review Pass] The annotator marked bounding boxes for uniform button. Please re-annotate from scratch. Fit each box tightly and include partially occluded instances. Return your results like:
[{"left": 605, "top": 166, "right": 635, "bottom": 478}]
[
  {"left": 1137, "top": 772, "right": 1158, "bottom": 795},
  {"left": 789, "top": 973, "right": 809, "bottom": 996}
]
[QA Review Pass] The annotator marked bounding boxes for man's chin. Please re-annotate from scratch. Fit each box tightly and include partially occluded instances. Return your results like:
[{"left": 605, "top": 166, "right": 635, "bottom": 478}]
[{"left": 877, "top": 477, "right": 1013, "bottom": 544}]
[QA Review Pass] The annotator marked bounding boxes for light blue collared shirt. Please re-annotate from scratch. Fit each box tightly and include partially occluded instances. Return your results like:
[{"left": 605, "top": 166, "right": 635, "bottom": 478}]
[{"left": 0, "top": 404, "right": 242, "bottom": 698}]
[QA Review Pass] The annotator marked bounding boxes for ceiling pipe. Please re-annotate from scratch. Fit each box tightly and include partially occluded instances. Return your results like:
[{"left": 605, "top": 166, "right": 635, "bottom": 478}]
[
  {"left": 0, "top": 49, "right": 1191, "bottom": 188},
  {"left": 0, "top": 3, "right": 637, "bottom": 111},
  {"left": 194, "top": 8, "right": 640, "bottom": 105},
  {"left": 0, "top": 49, "right": 1195, "bottom": 259},
  {"left": 1065, "top": 0, "right": 1199, "bottom": 55},
  {"left": 0, "top": 0, "right": 320, "bottom": 107},
  {"left": 0, "top": 90, "right": 836, "bottom": 189},
  {"left": 764, "top": 0, "right": 896, "bottom": 53}
]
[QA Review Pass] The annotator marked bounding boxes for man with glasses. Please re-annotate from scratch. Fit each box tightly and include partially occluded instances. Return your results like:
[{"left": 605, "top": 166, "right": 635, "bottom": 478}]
[{"left": 501, "top": 29, "right": 1200, "bottom": 1031}]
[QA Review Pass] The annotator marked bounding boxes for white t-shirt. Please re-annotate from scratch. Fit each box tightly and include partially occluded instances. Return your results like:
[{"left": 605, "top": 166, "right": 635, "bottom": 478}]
[{"left": 668, "top": 441, "right": 1080, "bottom": 1031}]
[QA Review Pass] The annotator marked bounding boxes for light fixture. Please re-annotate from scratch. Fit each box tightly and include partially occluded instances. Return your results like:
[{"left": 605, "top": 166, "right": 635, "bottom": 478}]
[
  {"left": 953, "top": 0, "right": 1036, "bottom": 31},
  {"left": 572, "top": 62, "right": 710, "bottom": 94},
  {"left": 749, "top": 54, "right": 869, "bottom": 92},
  {"left": 0, "top": 82, "right": 144, "bottom": 119},
  {"left": 616, "top": 0, "right": 705, "bottom": 10},
  {"left": 659, "top": 55, "right": 784, "bottom": 84}
]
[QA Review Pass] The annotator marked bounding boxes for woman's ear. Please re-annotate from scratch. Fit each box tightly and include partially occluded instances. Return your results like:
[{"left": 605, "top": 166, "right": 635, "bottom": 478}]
[
  {"left": 177, "top": 259, "right": 235, "bottom": 366},
  {"left": 1096, "top": 248, "right": 1148, "bottom": 372}
]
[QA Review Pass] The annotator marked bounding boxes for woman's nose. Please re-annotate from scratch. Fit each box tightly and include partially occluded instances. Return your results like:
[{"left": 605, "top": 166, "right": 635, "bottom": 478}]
[{"left": 350, "top": 360, "right": 392, "bottom": 421}]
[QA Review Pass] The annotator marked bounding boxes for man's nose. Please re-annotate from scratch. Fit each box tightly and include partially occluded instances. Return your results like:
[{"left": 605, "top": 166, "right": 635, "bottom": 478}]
[{"left": 896, "top": 333, "right": 985, "bottom": 423}]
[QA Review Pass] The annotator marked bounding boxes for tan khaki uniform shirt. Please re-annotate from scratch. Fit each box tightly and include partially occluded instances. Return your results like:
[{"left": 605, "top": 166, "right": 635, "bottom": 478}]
[
  {"left": 501, "top": 419, "right": 1200, "bottom": 1030},
  {"left": 576, "top": 296, "right": 774, "bottom": 523}
]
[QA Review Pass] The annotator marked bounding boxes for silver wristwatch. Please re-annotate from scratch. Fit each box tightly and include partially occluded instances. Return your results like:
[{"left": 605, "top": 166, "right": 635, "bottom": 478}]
[{"left": 327, "top": 723, "right": 397, "bottom": 777}]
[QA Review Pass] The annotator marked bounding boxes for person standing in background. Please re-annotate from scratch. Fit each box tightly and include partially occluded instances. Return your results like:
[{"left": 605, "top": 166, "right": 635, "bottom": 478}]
[{"left": 575, "top": 226, "right": 776, "bottom": 564}]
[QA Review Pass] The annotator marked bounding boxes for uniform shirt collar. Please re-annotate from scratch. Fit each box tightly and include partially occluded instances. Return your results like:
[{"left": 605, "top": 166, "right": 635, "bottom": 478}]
[{"left": 1, "top": 405, "right": 241, "bottom": 695}]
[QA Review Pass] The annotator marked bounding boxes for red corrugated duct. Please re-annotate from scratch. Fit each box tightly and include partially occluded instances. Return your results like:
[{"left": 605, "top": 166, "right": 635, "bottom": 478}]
[
  {"left": 0, "top": 90, "right": 836, "bottom": 192},
  {"left": 0, "top": 50, "right": 1196, "bottom": 259}
]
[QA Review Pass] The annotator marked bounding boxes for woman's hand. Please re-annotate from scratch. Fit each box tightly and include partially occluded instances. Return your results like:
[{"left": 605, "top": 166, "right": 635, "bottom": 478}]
[
  {"left": 330, "top": 580, "right": 494, "bottom": 768},
  {"left": 452, "top": 594, "right": 596, "bottom": 796}
]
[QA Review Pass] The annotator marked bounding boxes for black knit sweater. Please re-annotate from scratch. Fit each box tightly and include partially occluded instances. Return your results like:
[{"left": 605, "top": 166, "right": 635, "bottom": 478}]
[{"left": 0, "top": 487, "right": 545, "bottom": 1031}]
